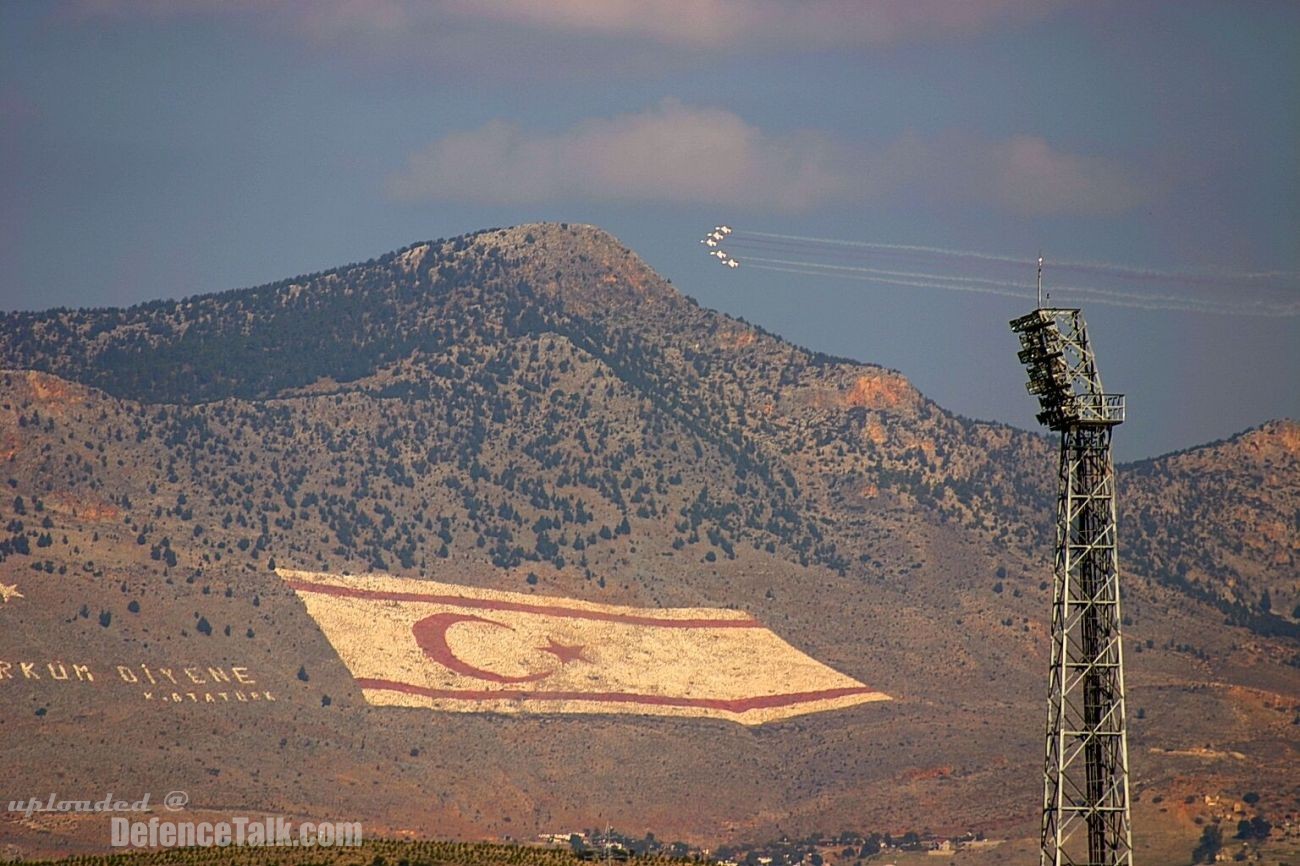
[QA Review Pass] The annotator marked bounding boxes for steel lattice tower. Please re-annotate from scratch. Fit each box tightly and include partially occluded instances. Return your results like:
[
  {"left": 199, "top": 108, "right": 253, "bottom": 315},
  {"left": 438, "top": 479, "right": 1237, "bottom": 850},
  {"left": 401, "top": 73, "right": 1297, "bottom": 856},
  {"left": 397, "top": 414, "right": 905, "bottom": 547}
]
[{"left": 1011, "top": 304, "right": 1133, "bottom": 866}]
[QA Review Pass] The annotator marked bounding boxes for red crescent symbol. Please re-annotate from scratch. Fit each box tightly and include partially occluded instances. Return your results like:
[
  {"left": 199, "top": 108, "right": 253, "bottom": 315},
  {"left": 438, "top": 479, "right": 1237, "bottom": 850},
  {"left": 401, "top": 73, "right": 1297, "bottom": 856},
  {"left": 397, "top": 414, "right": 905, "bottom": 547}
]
[{"left": 413, "top": 613, "right": 553, "bottom": 684}]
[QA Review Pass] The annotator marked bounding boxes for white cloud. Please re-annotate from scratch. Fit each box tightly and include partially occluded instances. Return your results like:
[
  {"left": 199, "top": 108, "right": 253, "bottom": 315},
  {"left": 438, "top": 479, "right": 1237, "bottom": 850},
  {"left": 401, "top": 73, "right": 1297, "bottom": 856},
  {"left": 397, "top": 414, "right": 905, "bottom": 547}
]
[
  {"left": 389, "top": 102, "right": 1150, "bottom": 216},
  {"left": 387, "top": 100, "right": 852, "bottom": 211},
  {"left": 986, "top": 135, "right": 1149, "bottom": 215},
  {"left": 66, "top": 0, "right": 1061, "bottom": 51},
  {"left": 448, "top": 0, "right": 1059, "bottom": 50}
]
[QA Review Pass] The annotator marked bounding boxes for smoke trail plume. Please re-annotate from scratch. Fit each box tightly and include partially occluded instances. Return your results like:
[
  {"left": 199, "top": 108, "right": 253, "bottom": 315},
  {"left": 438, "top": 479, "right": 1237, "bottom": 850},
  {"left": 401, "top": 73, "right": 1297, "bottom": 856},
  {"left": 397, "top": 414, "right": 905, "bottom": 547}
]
[{"left": 709, "top": 227, "right": 1299, "bottom": 317}]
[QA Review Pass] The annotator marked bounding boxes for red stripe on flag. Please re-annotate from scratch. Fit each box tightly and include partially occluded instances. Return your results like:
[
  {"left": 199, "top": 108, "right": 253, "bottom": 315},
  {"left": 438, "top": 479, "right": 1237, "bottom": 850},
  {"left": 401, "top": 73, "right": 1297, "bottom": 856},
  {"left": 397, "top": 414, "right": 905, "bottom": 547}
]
[
  {"left": 354, "top": 677, "right": 882, "bottom": 713},
  {"left": 285, "top": 579, "right": 763, "bottom": 629}
]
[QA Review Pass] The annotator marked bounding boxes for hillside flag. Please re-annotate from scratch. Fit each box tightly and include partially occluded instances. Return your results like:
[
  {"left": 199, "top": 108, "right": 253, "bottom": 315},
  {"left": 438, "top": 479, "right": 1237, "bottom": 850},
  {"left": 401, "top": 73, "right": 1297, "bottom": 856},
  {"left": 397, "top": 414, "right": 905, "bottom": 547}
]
[{"left": 281, "top": 569, "right": 888, "bottom": 725}]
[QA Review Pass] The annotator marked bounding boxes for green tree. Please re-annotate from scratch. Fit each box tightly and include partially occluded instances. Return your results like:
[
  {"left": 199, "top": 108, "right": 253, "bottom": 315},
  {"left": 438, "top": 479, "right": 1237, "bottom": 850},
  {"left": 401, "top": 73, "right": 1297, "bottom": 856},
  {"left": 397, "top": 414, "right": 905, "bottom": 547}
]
[{"left": 1191, "top": 824, "right": 1222, "bottom": 863}]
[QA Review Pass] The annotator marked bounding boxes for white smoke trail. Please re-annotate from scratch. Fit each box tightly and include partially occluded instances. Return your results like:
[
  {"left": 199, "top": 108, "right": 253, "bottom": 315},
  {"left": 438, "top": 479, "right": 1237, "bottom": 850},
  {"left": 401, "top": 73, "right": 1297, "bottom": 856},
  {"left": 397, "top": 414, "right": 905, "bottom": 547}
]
[
  {"left": 733, "top": 230, "right": 1031, "bottom": 267},
  {"left": 739, "top": 256, "right": 1035, "bottom": 301},
  {"left": 718, "top": 228, "right": 1300, "bottom": 317},
  {"left": 732, "top": 229, "right": 1300, "bottom": 282},
  {"left": 737, "top": 256, "right": 1294, "bottom": 316},
  {"left": 742, "top": 262, "right": 1036, "bottom": 301}
]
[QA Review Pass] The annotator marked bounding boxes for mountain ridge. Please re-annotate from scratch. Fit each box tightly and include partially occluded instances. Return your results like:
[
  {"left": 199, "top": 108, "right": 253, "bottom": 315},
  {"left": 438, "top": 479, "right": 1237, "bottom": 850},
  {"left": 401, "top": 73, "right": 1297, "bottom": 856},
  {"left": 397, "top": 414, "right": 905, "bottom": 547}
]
[
  {"left": 0, "top": 222, "right": 1296, "bottom": 861},
  {"left": 1, "top": 221, "right": 1295, "bottom": 631}
]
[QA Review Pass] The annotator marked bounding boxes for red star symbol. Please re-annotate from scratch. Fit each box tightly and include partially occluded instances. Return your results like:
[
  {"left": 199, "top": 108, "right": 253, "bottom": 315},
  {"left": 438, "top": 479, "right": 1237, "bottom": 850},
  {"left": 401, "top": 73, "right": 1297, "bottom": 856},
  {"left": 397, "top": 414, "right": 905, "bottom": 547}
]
[{"left": 538, "top": 637, "right": 587, "bottom": 665}]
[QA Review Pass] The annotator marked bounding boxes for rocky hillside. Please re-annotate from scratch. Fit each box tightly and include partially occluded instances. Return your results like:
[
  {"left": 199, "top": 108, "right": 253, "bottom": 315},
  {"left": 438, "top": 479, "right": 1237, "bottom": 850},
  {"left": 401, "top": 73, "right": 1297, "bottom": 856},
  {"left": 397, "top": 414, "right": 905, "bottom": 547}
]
[
  {"left": 0, "top": 223, "right": 1296, "bottom": 862},
  {"left": 1, "top": 223, "right": 1294, "bottom": 629},
  {"left": 1123, "top": 420, "right": 1300, "bottom": 634}
]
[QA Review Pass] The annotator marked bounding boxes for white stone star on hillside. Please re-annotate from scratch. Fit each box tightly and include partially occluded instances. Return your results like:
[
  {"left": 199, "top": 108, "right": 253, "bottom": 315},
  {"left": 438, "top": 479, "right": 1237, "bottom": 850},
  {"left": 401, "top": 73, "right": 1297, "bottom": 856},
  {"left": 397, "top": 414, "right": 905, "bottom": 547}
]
[{"left": 0, "top": 582, "right": 24, "bottom": 603}]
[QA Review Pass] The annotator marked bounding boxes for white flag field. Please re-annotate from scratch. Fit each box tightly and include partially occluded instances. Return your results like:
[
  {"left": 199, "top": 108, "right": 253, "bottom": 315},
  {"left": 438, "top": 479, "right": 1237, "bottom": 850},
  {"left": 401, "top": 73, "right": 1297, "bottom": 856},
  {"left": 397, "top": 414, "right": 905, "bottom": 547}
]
[{"left": 282, "top": 569, "right": 889, "bottom": 725}]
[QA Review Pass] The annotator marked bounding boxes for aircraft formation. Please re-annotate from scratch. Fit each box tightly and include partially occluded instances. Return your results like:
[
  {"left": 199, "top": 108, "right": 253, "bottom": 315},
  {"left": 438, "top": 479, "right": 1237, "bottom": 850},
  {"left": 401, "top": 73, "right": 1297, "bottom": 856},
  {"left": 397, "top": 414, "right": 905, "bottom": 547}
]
[
  {"left": 696, "top": 224, "right": 1298, "bottom": 316},
  {"left": 699, "top": 226, "right": 738, "bottom": 267}
]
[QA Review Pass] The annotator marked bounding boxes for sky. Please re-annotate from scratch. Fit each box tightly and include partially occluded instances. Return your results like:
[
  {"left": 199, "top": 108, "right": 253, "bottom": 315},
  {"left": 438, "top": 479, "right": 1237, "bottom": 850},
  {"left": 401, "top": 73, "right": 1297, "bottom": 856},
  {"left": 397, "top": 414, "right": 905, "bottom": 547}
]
[{"left": 2, "top": 0, "right": 1297, "bottom": 461}]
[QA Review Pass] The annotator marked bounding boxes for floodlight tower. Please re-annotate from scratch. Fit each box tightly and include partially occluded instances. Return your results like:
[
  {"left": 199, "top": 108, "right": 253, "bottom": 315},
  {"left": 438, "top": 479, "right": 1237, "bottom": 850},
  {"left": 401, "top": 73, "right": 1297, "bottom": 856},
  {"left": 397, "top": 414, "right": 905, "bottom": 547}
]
[{"left": 1011, "top": 295, "right": 1133, "bottom": 866}]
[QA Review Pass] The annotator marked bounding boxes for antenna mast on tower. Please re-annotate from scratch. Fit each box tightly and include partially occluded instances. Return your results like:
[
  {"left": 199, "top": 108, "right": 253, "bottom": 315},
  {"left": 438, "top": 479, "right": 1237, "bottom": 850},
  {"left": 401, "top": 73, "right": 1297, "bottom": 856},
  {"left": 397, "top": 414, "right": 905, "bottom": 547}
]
[{"left": 1011, "top": 284, "right": 1133, "bottom": 865}]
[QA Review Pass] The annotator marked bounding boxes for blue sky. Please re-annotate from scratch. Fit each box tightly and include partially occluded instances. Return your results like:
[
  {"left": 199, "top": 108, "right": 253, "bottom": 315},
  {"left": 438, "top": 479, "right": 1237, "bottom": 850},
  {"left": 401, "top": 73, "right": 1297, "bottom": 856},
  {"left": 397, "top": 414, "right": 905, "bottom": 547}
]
[{"left": 2, "top": 1, "right": 1297, "bottom": 460}]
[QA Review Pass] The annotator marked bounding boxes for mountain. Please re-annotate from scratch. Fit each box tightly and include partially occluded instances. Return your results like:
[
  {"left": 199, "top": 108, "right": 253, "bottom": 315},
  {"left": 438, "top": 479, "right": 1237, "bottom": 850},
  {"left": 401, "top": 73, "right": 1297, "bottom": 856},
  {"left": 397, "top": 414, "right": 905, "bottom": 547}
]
[
  {"left": 1122, "top": 421, "right": 1300, "bottom": 630},
  {"left": 1, "top": 223, "right": 1296, "bottom": 863}
]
